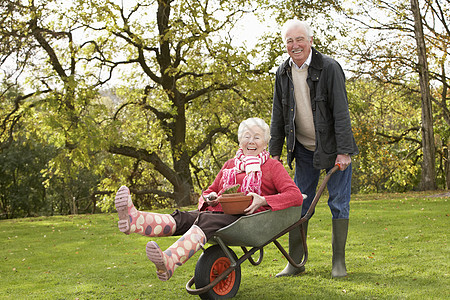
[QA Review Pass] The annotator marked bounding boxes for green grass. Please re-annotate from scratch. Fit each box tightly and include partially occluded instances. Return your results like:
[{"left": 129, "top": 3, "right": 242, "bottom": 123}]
[{"left": 1, "top": 192, "right": 449, "bottom": 299}]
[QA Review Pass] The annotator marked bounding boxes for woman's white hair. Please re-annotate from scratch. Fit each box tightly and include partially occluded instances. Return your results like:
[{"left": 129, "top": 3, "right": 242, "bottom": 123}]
[
  {"left": 281, "top": 19, "right": 313, "bottom": 43},
  {"left": 238, "top": 117, "right": 271, "bottom": 144}
]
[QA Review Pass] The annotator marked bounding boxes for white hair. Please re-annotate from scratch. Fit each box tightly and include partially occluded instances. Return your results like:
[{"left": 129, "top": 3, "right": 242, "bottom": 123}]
[
  {"left": 238, "top": 117, "right": 271, "bottom": 144},
  {"left": 281, "top": 19, "right": 313, "bottom": 43}
]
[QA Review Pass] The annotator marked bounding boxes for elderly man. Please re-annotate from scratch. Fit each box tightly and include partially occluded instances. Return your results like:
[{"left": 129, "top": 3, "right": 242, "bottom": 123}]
[{"left": 269, "top": 19, "right": 358, "bottom": 278}]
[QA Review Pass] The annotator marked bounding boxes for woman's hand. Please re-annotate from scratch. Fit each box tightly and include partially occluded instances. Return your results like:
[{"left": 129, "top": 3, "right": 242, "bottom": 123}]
[
  {"left": 205, "top": 192, "right": 219, "bottom": 207},
  {"left": 244, "top": 192, "right": 267, "bottom": 215}
]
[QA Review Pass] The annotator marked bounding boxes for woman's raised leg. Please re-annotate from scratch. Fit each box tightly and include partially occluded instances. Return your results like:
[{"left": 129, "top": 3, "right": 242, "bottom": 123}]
[{"left": 115, "top": 186, "right": 176, "bottom": 237}]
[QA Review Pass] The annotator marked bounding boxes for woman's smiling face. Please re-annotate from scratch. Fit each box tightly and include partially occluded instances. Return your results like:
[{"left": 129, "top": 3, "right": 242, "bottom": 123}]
[{"left": 239, "top": 125, "right": 267, "bottom": 156}]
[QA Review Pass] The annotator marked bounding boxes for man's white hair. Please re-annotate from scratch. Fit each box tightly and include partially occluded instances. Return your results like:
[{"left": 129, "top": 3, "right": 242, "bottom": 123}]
[
  {"left": 281, "top": 19, "right": 313, "bottom": 43},
  {"left": 238, "top": 117, "right": 271, "bottom": 144}
]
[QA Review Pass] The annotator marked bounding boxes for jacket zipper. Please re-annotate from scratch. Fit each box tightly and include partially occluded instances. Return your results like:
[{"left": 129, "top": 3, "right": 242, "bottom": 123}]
[{"left": 287, "top": 67, "right": 296, "bottom": 155}]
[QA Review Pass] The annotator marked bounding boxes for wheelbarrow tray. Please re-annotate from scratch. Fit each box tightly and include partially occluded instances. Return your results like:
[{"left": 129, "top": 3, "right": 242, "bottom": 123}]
[{"left": 211, "top": 206, "right": 302, "bottom": 247}]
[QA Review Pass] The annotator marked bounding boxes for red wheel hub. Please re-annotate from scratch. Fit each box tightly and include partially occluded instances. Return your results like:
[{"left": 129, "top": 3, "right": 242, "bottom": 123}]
[{"left": 210, "top": 257, "right": 235, "bottom": 296}]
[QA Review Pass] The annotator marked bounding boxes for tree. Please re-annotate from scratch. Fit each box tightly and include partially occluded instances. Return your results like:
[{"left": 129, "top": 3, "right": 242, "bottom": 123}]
[
  {"left": 0, "top": 135, "right": 51, "bottom": 218},
  {"left": 80, "top": 0, "right": 274, "bottom": 206},
  {"left": 1, "top": 0, "right": 126, "bottom": 214},
  {"left": 347, "top": 78, "right": 422, "bottom": 193},
  {"left": 341, "top": 0, "right": 449, "bottom": 190},
  {"left": 411, "top": 0, "right": 436, "bottom": 190},
  {"left": 0, "top": 0, "right": 274, "bottom": 210}
]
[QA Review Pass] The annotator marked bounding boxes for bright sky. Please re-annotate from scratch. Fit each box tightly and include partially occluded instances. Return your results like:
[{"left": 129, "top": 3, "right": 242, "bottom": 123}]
[{"left": 230, "top": 12, "right": 278, "bottom": 48}]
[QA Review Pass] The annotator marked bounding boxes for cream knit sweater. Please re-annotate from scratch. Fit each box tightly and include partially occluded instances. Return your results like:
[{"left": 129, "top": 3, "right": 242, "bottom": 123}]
[{"left": 292, "top": 66, "right": 316, "bottom": 151}]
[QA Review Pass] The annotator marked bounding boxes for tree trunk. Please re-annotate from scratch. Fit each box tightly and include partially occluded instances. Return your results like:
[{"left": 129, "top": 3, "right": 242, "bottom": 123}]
[
  {"left": 172, "top": 118, "right": 194, "bottom": 207},
  {"left": 72, "top": 197, "right": 78, "bottom": 215},
  {"left": 410, "top": 0, "right": 436, "bottom": 190},
  {"left": 446, "top": 140, "right": 450, "bottom": 190},
  {"left": 172, "top": 173, "right": 193, "bottom": 207}
]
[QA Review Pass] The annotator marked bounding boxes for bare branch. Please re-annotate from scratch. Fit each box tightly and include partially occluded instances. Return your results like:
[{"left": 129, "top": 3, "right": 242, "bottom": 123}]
[
  {"left": 108, "top": 144, "right": 182, "bottom": 188},
  {"left": 376, "top": 127, "right": 422, "bottom": 145}
]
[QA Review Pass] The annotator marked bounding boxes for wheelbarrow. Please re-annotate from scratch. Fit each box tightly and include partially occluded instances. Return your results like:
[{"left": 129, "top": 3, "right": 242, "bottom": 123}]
[{"left": 186, "top": 165, "right": 340, "bottom": 299}]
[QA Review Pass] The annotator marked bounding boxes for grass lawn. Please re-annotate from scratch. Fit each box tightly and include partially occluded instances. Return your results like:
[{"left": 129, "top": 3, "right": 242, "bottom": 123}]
[{"left": 1, "top": 191, "right": 448, "bottom": 299}]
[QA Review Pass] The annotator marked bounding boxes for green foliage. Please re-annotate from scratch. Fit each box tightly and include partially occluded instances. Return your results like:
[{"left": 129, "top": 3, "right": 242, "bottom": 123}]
[
  {"left": 0, "top": 81, "right": 106, "bottom": 218},
  {"left": 223, "top": 184, "right": 241, "bottom": 194},
  {"left": 348, "top": 78, "right": 423, "bottom": 193},
  {"left": 0, "top": 192, "right": 448, "bottom": 299},
  {"left": 0, "top": 136, "right": 53, "bottom": 218},
  {"left": 0, "top": 133, "right": 103, "bottom": 219}
]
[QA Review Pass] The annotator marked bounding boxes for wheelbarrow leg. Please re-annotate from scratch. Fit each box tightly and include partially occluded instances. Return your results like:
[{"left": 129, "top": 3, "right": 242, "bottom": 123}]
[{"left": 276, "top": 221, "right": 308, "bottom": 277}]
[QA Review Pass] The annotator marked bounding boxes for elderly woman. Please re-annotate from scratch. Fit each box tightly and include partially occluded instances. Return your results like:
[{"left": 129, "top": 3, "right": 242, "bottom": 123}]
[{"left": 115, "top": 118, "right": 303, "bottom": 281}]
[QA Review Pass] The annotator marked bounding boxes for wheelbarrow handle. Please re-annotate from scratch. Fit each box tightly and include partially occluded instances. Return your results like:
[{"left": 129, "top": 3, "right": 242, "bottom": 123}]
[{"left": 302, "top": 164, "right": 340, "bottom": 221}]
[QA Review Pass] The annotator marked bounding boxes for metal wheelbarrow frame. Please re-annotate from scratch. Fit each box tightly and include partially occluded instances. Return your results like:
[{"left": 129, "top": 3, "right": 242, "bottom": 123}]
[{"left": 186, "top": 165, "right": 340, "bottom": 299}]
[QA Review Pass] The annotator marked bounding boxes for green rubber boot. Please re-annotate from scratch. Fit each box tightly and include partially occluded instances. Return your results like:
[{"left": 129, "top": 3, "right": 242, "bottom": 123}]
[
  {"left": 276, "top": 221, "right": 308, "bottom": 277},
  {"left": 331, "top": 218, "right": 349, "bottom": 278}
]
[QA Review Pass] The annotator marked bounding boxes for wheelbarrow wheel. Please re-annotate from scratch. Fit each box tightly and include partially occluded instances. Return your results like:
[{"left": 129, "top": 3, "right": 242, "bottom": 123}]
[{"left": 195, "top": 245, "right": 241, "bottom": 299}]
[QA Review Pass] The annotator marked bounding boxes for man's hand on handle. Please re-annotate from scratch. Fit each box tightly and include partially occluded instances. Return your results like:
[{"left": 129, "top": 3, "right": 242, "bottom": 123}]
[{"left": 335, "top": 154, "right": 351, "bottom": 171}]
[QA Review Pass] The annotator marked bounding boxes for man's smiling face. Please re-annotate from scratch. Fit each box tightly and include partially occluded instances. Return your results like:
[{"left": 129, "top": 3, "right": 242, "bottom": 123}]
[{"left": 285, "top": 25, "right": 313, "bottom": 67}]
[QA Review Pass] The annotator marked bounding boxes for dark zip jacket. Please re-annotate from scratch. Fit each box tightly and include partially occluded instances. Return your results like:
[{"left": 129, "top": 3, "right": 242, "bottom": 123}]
[{"left": 269, "top": 47, "right": 359, "bottom": 169}]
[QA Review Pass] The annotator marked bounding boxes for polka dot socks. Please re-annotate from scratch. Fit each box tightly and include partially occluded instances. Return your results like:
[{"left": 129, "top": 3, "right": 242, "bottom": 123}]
[
  {"left": 115, "top": 186, "right": 176, "bottom": 237},
  {"left": 146, "top": 225, "right": 206, "bottom": 281}
]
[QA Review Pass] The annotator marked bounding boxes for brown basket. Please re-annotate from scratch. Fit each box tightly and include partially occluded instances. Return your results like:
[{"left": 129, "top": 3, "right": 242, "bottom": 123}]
[{"left": 219, "top": 193, "right": 253, "bottom": 215}]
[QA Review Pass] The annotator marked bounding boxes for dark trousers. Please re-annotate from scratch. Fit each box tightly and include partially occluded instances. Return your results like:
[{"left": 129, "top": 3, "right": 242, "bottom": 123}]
[
  {"left": 294, "top": 141, "right": 352, "bottom": 219},
  {"left": 171, "top": 210, "right": 240, "bottom": 240}
]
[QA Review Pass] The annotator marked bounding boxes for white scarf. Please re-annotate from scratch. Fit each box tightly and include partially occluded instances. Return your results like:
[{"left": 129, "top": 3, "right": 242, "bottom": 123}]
[{"left": 221, "top": 148, "right": 270, "bottom": 195}]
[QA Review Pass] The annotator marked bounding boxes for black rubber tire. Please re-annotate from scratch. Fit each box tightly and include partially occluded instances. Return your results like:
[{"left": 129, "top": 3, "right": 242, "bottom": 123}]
[{"left": 194, "top": 245, "right": 241, "bottom": 299}]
